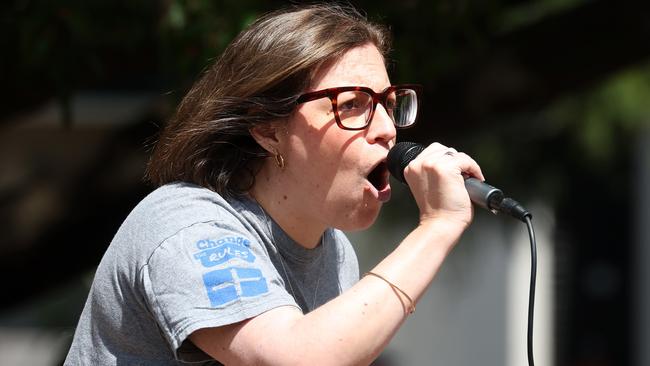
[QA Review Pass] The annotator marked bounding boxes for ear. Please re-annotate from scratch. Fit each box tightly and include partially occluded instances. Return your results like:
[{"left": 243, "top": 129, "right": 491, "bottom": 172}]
[{"left": 249, "top": 122, "right": 285, "bottom": 154}]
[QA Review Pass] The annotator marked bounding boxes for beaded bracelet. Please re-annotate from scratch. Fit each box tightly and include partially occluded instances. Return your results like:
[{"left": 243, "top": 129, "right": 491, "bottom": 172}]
[{"left": 364, "top": 271, "right": 416, "bottom": 314}]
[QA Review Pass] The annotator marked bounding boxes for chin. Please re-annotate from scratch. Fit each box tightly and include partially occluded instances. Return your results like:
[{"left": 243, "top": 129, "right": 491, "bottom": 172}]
[{"left": 338, "top": 202, "right": 382, "bottom": 232}]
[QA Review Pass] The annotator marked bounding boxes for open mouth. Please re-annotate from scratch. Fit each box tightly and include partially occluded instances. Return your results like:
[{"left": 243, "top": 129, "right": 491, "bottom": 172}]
[{"left": 367, "top": 161, "right": 390, "bottom": 192}]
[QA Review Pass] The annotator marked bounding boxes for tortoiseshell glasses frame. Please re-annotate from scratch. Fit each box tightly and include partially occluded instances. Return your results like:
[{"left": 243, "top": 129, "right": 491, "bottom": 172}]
[{"left": 296, "top": 84, "right": 423, "bottom": 130}]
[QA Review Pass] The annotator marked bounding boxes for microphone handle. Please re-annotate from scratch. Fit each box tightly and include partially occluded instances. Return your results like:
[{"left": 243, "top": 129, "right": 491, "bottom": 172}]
[
  {"left": 464, "top": 178, "right": 531, "bottom": 222},
  {"left": 464, "top": 177, "right": 503, "bottom": 214}
]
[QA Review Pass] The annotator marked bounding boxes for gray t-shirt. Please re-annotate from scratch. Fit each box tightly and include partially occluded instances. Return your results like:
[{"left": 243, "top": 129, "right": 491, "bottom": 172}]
[{"left": 64, "top": 182, "right": 359, "bottom": 365}]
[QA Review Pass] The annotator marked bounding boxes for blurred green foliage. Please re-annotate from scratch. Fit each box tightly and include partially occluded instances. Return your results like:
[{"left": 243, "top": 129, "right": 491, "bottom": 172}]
[
  {"left": 548, "top": 65, "right": 650, "bottom": 166},
  {"left": 158, "top": 0, "right": 273, "bottom": 90}
]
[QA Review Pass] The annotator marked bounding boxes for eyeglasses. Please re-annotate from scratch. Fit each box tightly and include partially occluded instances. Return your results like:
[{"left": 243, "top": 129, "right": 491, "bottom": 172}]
[{"left": 296, "top": 84, "right": 422, "bottom": 130}]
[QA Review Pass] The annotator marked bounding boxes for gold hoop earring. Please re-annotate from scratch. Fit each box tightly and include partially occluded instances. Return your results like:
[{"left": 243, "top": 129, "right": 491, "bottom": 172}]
[{"left": 274, "top": 150, "right": 285, "bottom": 169}]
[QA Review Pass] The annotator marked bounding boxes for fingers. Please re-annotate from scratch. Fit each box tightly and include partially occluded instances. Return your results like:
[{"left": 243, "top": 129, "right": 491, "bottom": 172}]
[
  {"left": 407, "top": 143, "right": 484, "bottom": 182},
  {"left": 449, "top": 151, "right": 485, "bottom": 182},
  {"left": 401, "top": 142, "right": 483, "bottom": 227}
]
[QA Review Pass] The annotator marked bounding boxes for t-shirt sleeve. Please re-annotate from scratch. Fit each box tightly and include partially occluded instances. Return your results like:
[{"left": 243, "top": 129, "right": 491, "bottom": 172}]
[{"left": 140, "top": 220, "right": 299, "bottom": 360}]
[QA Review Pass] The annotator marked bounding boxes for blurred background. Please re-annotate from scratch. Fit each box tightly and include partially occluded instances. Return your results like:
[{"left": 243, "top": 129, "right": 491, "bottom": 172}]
[{"left": 1, "top": 0, "right": 649, "bottom": 365}]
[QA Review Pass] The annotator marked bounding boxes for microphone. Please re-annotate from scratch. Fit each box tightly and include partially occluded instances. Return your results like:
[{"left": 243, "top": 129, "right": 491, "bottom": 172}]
[{"left": 387, "top": 141, "right": 531, "bottom": 222}]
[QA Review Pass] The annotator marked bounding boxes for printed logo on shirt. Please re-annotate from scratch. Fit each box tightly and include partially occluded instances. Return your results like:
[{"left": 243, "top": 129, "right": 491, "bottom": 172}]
[
  {"left": 202, "top": 267, "right": 269, "bottom": 307},
  {"left": 193, "top": 236, "right": 256, "bottom": 267}
]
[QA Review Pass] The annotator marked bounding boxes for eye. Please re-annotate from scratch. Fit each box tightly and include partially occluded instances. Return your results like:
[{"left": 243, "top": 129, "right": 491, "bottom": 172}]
[{"left": 339, "top": 94, "right": 367, "bottom": 111}]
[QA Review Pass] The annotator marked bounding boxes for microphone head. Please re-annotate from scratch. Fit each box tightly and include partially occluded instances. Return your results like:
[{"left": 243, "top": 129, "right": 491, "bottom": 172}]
[{"left": 387, "top": 141, "right": 425, "bottom": 183}]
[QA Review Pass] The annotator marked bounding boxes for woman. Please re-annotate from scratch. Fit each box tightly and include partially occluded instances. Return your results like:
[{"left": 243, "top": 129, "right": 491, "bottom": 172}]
[{"left": 65, "top": 3, "right": 483, "bottom": 365}]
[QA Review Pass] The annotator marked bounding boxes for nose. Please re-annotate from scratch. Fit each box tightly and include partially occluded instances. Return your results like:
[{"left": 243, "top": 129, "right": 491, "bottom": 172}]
[{"left": 366, "top": 104, "right": 397, "bottom": 145}]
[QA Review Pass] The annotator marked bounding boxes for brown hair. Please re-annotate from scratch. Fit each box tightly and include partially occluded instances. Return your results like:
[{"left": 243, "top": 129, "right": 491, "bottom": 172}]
[{"left": 146, "top": 3, "right": 391, "bottom": 197}]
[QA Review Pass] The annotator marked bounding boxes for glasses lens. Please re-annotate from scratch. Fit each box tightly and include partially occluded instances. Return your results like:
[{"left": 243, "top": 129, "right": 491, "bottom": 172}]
[
  {"left": 391, "top": 89, "right": 418, "bottom": 127},
  {"left": 336, "top": 91, "right": 373, "bottom": 129}
]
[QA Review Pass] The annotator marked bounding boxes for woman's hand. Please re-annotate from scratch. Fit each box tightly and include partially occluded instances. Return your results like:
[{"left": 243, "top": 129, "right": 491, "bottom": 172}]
[{"left": 402, "top": 142, "right": 484, "bottom": 229}]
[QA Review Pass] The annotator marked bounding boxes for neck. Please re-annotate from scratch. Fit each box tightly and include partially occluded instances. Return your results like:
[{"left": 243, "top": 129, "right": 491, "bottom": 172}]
[{"left": 249, "top": 164, "right": 325, "bottom": 249}]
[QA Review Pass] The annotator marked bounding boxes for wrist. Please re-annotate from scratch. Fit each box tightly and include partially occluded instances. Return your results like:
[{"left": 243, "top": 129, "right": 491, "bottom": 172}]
[
  {"left": 419, "top": 211, "right": 472, "bottom": 231},
  {"left": 416, "top": 215, "right": 469, "bottom": 247}
]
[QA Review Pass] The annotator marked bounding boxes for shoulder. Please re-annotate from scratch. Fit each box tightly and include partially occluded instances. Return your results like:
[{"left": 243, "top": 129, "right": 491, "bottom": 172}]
[
  {"left": 138, "top": 182, "right": 233, "bottom": 218},
  {"left": 108, "top": 182, "right": 255, "bottom": 263},
  {"left": 127, "top": 182, "right": 249, "bottom": 234}
]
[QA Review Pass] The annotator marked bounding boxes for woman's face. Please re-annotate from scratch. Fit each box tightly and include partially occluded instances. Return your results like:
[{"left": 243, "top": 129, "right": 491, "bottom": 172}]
[{"left": 279, "top": 43, "right": 396, "bottom": 232}]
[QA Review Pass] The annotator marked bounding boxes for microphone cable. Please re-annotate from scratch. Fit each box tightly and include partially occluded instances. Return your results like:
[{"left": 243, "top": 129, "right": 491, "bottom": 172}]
[
  {"left": 489, "top": 194, "right": 537, "bottom": 366},
  {"left": 482, "top": 194, "right": 537, "bottom": 366},
  {"left": 473, "top": 186, "right": 537, "bottom": 366},
  {"left": 524, "top": 215, "right": 537, "bottom": 366}
]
